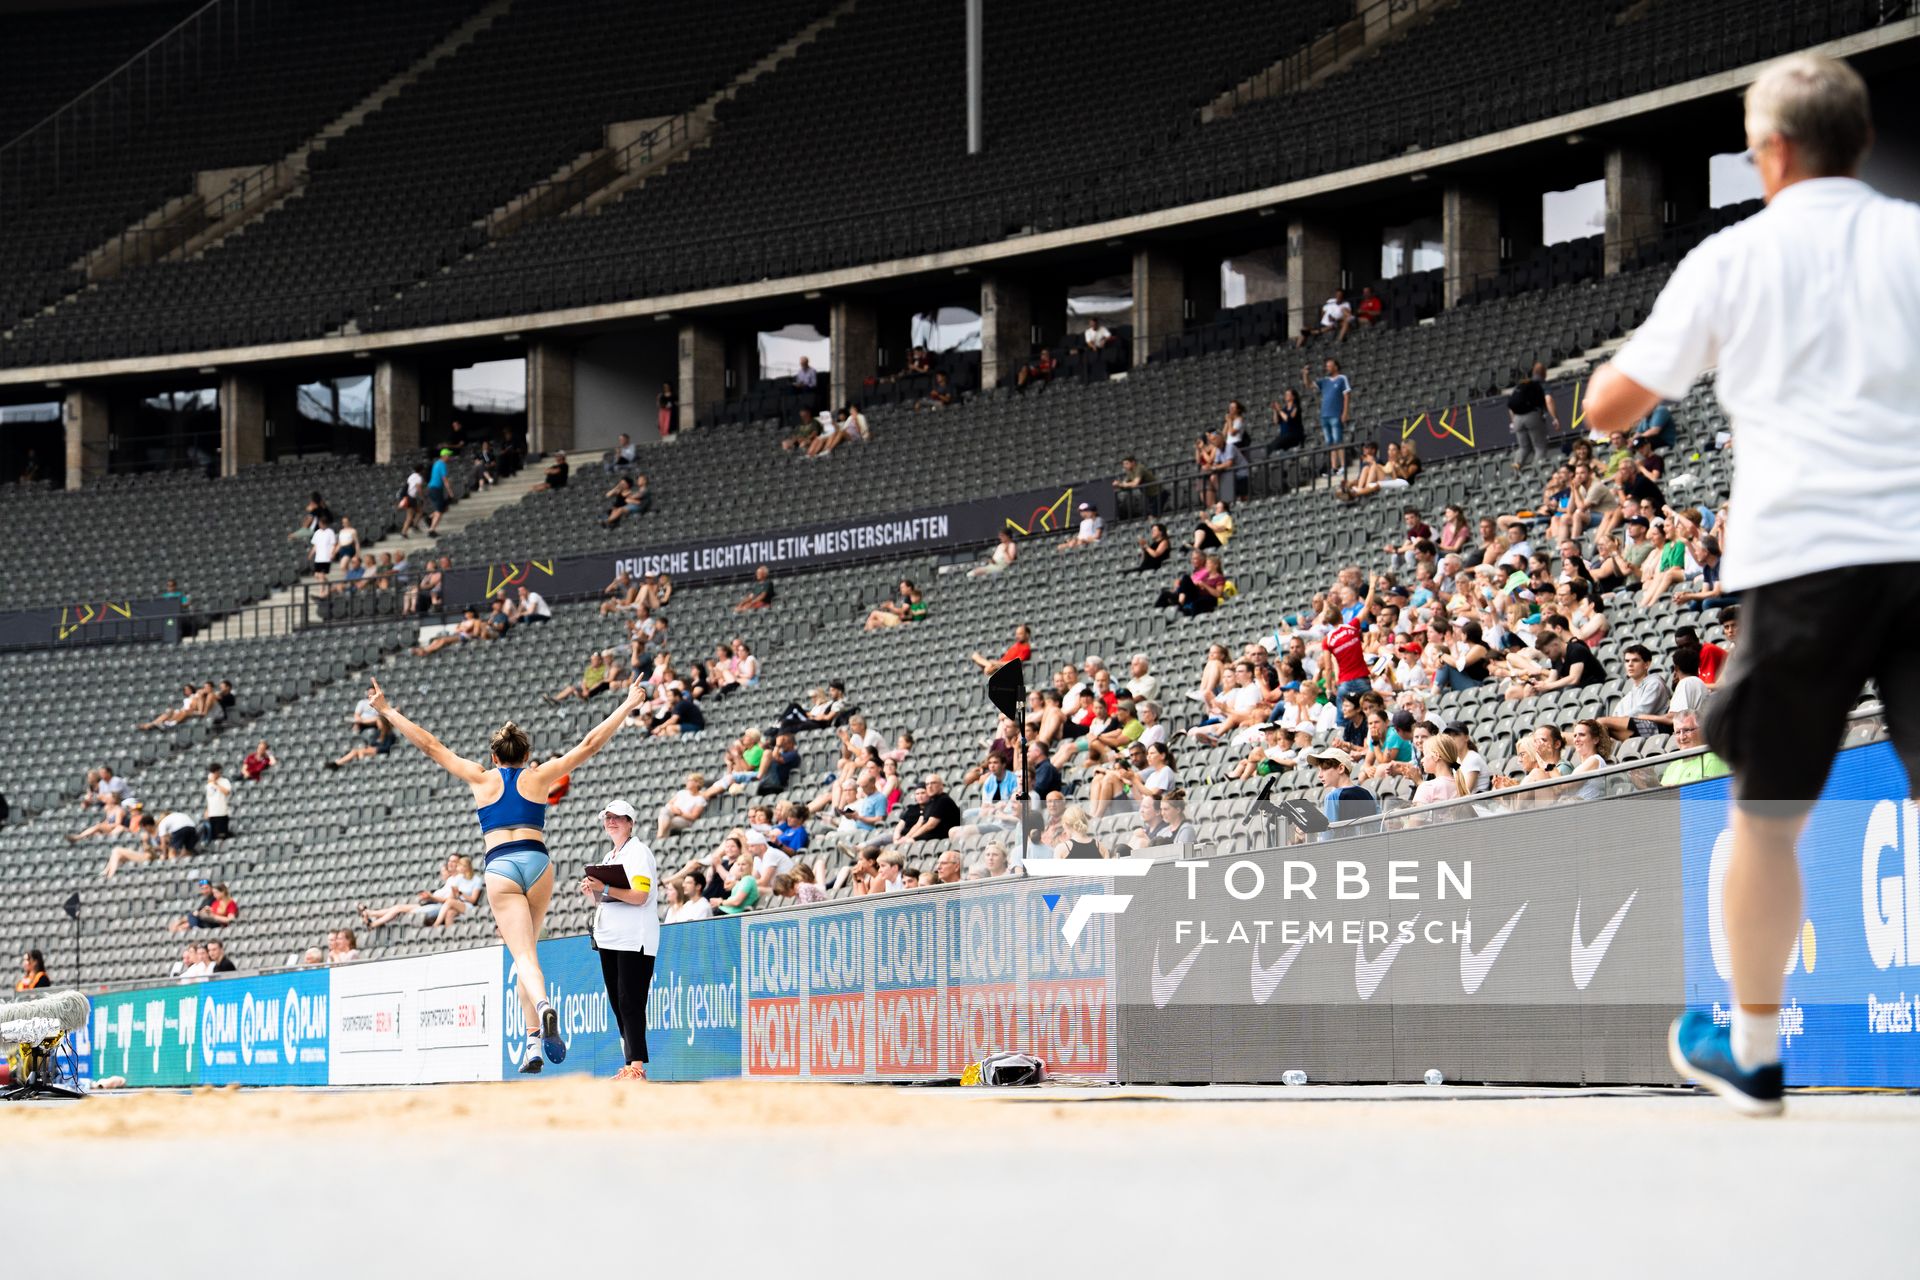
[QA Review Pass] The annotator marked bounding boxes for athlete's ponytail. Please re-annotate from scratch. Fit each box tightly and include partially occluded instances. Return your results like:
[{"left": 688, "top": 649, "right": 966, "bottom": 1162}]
[{"left": 491, "top": 721, "right": 531, "bottom": 766}]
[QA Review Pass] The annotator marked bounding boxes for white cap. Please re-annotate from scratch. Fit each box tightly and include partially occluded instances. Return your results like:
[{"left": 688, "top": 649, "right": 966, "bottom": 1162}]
[{"left": 599, "top": 799, "right": 638, "bottom": 821}]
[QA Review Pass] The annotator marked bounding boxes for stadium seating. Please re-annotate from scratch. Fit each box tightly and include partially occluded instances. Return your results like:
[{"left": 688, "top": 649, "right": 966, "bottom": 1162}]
[
  {"left": 0, "top": 453, "right": 418, "bottom": 611},
  {"left": 0, "top": 2, "right": 195, "bottom": 145},
  {"left": 0, "top": 0, "right": 483, "bottom": 347}
]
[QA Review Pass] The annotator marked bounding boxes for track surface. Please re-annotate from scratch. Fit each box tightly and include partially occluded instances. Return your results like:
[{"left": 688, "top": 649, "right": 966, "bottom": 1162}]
[{"left": 8, "top": 1081, "right": 1915, "bottom": 1277}]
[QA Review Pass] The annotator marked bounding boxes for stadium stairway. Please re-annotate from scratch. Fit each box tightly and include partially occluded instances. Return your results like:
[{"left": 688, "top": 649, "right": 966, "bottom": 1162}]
[{"left": 187, "top": 448, "right": 597, "bottom": 642}]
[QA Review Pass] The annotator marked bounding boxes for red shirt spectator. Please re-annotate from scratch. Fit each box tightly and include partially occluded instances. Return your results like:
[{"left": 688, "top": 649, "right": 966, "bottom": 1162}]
[
  {"left": 1356, "top": 289, "right": 1384, "bottom": 325},
  {"left": 1697, "top": 641, "right": 1728, "bottom": 685},
  {"left": 242, "top": 741, "right": 276, "bottom": 781},
  {"left": 1324, "top": 622, "right": 1369, "bottom": 685}
]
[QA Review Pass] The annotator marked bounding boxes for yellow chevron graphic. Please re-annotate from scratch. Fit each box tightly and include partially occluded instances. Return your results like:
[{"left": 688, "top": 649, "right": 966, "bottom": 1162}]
[
  {"left": 1400, "top": 403, "right": 1476, "bottom": 449},
  {"left": 1003, "top": 487, "right": 1074, "bottom": 537},
  {"left": 483, "top": 559, "right": 558, "bottom": 599},
  {"left": 57, "top": 600, "right": 132, "bottom": 640}
]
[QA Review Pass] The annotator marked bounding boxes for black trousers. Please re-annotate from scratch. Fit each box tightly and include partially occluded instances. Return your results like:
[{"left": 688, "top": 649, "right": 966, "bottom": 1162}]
[{"left": 598, "top": 947, "right": 655, "bottom": 1065}]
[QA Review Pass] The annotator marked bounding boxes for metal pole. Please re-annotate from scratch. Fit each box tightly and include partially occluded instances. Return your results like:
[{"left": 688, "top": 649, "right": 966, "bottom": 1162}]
[{"left": 965, "top": 0, "right": 982, "bottom": 155}]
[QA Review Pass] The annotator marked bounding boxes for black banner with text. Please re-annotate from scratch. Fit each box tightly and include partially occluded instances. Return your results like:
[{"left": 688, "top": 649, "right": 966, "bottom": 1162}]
[{"left": 443, "top": 479, "right": 1117, "bottom": 610}]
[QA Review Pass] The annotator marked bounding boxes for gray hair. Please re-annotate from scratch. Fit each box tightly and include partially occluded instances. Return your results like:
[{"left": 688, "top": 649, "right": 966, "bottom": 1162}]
[{"left": 1745, "top": 53, "right": 1872, "bottom": 176}]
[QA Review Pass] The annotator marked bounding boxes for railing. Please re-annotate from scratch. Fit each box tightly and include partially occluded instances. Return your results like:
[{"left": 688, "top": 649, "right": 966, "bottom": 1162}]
[
  {"left": 1212, "top": 0, "right": 1438, "bottom": 118},
  {"left": 0, "top": 0, "right": 286, "bottom": 207},
  {"left": 1302, "top": 706, "right": 1891, "bottom": 844},
  {"left": 484, "top": 113, "right": 698, "bottom": 240},
  {"left": 81, "top": 159, "right": 301, "bottom": 281}
]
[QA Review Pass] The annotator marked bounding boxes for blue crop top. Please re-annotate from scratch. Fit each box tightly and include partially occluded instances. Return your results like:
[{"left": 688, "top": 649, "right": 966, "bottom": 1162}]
[{"left": 476, "top": 766, "right": 547, "bottom": 833}]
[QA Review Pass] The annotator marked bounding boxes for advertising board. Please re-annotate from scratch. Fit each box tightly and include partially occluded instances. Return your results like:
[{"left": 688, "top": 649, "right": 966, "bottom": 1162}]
[
  {"left": 328, "top": 948, "right": 502, "bottom": 1084},
  {"left": 1681, "top": 739, "right": 1920, "bottom": 1087},
  {"left": 198, "top": 969, "right": 330, "bottom": 1086}
]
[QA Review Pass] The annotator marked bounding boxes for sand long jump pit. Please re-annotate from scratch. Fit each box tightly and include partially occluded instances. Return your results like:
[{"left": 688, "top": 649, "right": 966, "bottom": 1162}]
[{"left": 6, "top": 1079, "right": 1916, "bottom": 1278}]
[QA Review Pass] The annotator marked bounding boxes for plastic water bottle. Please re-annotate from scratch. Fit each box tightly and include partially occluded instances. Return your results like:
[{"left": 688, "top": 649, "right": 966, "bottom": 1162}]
[
  {"left": 1282, "top": 1069, "right": 1307, "bottom": 1086},
  {"left": 1424, "top": 1069, "right": 1445, "bottom": 1086}
]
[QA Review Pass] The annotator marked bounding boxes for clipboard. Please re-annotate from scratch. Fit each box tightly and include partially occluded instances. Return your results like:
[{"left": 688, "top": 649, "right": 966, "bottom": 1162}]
[{"left": 584, "top": 863, "right": 631, "bottom": 890}]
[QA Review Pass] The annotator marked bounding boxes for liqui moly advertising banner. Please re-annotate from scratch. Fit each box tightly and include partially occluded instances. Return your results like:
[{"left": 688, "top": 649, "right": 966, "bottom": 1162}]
[{"left": 739, "top": 878, "right": 1117, "bottom": 1081}]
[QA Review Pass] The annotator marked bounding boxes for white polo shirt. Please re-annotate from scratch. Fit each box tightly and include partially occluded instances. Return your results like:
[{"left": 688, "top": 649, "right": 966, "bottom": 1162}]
[
  {"left": 591, "top": 836, "right": 660, "bottom": 955},
  {"left": 1608, "top": 178, "right": 1920, "bottom": 591}
]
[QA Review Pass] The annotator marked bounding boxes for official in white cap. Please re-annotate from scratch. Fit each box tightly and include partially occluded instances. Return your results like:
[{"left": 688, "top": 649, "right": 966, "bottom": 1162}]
[{"left": 579, "top": 798, "right": 659, "bottom": 1081}]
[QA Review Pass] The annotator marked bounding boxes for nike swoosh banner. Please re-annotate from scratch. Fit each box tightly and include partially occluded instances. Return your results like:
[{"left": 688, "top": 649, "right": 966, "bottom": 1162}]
[{"left": 1116, "top": 787, "right": 1685, "bottom": 1085}]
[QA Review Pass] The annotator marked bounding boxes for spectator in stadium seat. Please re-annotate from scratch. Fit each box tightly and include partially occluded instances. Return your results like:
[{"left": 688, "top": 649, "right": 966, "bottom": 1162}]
[
  {"left": 1567, "top": 719, "right": 1616, "bottom": 783},
  {"left": 168, "top": 882, "right": 237, "bottom": 933},
  {"left": 893, "top": 775, "right": 961, "bottom": 846},
  {"left": 1307, "top": 746, "right": 1378, "bottom": 833},
  {"left": 1266, "top": 388, "right": 1307, "bottom": 456},
  {"left": 1114, "top": 456, "right": 1165, "bottom": 519},
  {"left": 1659, "top": 712, "right": 1731, "bottom": 786},
  {"left": 170, "top": 943, "right": 210, "bottom": 980},
  {"left": 1127, "top": 522, "right": 1172, "bottom": 575},
  {"left": 522, "top": 448, "right": 570, "bottom": 494},
  {"left": 96, "top": 814, "right": 160, "bottom": 877},
  {"left": 606, "top": 432, "right": 639, "bottom": 473},
  {"left": 1057, "top": 502, "right": 1104, "bottom": 552},
  {"left": 545, "top": 651, "right": 611, "bottom": 704},
  {"left": 1506, "top": 628, "right": 1607, "bottom": 700},
  {"left": 1632, "top": 402, "right": 1677, "bottom": 451},
  {"left": 715, "top": 854, "right": 762, "bottom": 914},
  {"left": 665, "top": 872, "right": 714, "bottom": 922},
  {"left": 1412, "top": 734, "right": 1464, "bottom": 809},
  {"left": 1015, "top": 347, "right": 1057, "bottom": 392},
  {"left": 1298, "top": 289, "right": 1353, "bottom": 345},
  {"left": 360, "top": 855, "right": 484, "bottom": 929},
  {"left": 402, "top": 557, "right": 446, "bottom": 616},
  {"left": 1303, "top": 357, "right": 1352, "bottom": 472},
  {"left": 863, "top": 580, "right": 925, "bottom": 629},
  {"left": 1079, "top": 318, "right": 1112, "bottom": 354},
  {"left": 327, "top": 717, "right": 396, "bottom": 770},
  {"left": 969, "top": 528, "right": 1022, "bottom": 579},
  {"left": 411, "top": 609, "right": 488, "bottom": 657},
  {"left": 655, "top": 774, "right": 711, "bottom": 840},
  {"left": 914, "top": 371, "right": 956, "bottom": 411},
  {"left": 970, "top": 623, "right": 1033, "bottom": 674},
  {"left": 1432, "top": 619, "right": 1492, "bottom": 691},
  {"left": 1355, "top": 286, "right": 1384, "bottom": 327},
  {"left": 327, "top": 930, "right": 360, "bottom": 964},
  {"left": 137, "top": 682, "right": 203, "bottom": 732},
  {"left": 734, "top": 564, "right": 776, "bottom": 613},
  {"left": 1597, "top": 644, "right": 1672, "bottom": 740},
  {"left": 514, "top": 584, "right": 551, "bottom": 626},
  {"left": 603, "top": 475, "right": 650, "bottom": 527},
  {"left": 1157, "top": 790, "right": 1198, "bottom": 847},
  {"left": 756, "top": 733, "right": 802, "bottom": 795},
  {"left": 792, "top": 356, "right": 817, "bottom": 394},
  {"left": 1052, "top": 805, "right": 1110, "bottom": 859},
  {"left": 207, "top": 939, "right": 235, "bottom": 973},
  {"left": 1507, "top": 362, "right": 1561, "bottom": 470}
]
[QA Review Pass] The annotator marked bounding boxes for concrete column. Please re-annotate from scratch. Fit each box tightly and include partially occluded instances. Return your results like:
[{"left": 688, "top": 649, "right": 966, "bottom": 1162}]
[
  {"left": 63, "top": 387, "right": 109, "bottom": 490},
  {"left": 218, "top": 372, "right": 266, "bottom": 477},
  {"left": 1443, "top": 184, "right": 1501, "bottom": 308},
  {"left": 373, "top": 359, "right": 420, "bottom": 464},
  {"left": 1605, "top": 146, "right": 1663, "bottom": 276},
  {"left": 979, "top": 275, "right": 1030, "bottom": 392},
  {"left": 1131, "top": 248, "right": 1184, "bottom": 366},
  {"left": 1285, "top": 219, "right": 1341, "bottom": 340},
  {"left": 527, "top": 341, "right": 575, "bottom": 454},
  {"left": 678, "top": 322, "right": 725, "bottom": 434},
  {"left": 829, "top": 297, "right": 877, "bottom": 409}
]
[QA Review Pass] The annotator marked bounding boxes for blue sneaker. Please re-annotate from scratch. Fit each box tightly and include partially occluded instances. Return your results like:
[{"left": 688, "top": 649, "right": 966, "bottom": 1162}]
[
  {"left": 1667, "top": 1010, "right": 1784, "bottom": 1117},
  {"left": 540, "top": 1005, "right": 567, "bottom": 1065}
]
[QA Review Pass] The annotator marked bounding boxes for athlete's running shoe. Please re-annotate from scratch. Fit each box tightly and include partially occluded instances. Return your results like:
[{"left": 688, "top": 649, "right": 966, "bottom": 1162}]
[
  {"left": 540, "top": 1006, "right": 567, "bottom": 1065},
  {"left": 518, "top": 1054, "right": 544, "bottom": 1075},
  {"left": 611, "top": 1062, "right": 648, "bottom": 1082},
  {"left": 1668, "top": 1010, "right": 1784, "bottom": 1117}
]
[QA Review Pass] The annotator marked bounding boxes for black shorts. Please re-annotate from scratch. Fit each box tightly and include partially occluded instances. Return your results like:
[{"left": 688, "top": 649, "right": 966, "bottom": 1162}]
[
  {"left": 430, "top": 486, "right": 449, "bottom": 513},
  {"left": 1704, "top": 561, "right": 1920, "bottom": 813}
]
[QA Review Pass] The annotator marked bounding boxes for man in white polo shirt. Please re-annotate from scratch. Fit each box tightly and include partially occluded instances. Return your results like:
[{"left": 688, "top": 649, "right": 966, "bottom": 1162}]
[{"left": 1585, "top": 52, "right": 1920, "bottom": 1116}]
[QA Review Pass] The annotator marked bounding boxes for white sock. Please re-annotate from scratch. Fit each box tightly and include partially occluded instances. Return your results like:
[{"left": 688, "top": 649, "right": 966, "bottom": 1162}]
[
  {"left": 1731, "top": 1008, "right": 1780, "bottom": 1071},
  {"left": 535, "top": 999, "right": 553, "bottom": 1021},
  {"left": 525, "top": 1033, "right": 544, "bottom": 1060}
]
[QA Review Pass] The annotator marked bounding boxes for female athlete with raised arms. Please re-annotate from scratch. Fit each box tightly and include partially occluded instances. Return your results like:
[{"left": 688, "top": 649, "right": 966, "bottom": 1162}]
[{"left": 368, "top": 676, "right": 646, "bottom": 1071}]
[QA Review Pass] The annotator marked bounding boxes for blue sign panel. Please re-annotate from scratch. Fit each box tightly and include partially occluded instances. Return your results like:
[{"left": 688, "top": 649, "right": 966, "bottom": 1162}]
[
  {"left": 501, "top": 935, "right": 621, "bottom": 1079},
  {"left": 1682, "top": 740, "right": 1920, "bottom": 1087},
  {"left": 647, "top": 917, "right": 742, "bottom": 1081},
  {"left": 198, "top": 970, "right": 330, "bottom": 1086}
]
